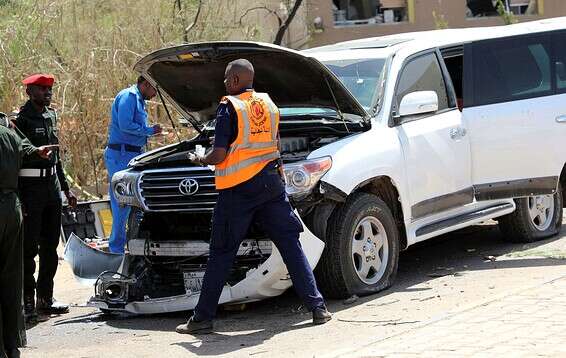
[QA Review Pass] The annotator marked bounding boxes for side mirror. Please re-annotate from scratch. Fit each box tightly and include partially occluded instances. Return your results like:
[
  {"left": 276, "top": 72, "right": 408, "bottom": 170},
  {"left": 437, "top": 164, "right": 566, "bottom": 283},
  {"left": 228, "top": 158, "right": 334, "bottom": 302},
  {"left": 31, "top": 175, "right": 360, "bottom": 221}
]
[{"left": 398, "top": 91, "right": 439, "bottom": 117}]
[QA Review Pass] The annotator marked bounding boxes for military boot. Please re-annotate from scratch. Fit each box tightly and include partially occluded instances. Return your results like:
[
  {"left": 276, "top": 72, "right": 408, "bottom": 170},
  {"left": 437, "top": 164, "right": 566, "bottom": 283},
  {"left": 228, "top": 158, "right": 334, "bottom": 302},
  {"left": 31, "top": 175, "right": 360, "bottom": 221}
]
[
  {"left": 36, "top": 297, "right": 69, "bottom": 315},
  {"left": 24, "top": 295, "right": 37, "bottom": 323},
  {"left": 6, "top": 348, "right": 21, "bottom": 358}
]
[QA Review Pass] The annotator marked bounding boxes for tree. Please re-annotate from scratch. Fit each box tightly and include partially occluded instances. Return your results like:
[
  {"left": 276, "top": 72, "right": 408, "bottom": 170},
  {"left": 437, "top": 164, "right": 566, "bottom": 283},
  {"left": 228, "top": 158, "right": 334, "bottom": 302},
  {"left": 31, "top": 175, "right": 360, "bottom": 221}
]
[
  {"left": 496, "top": 0, "right": 517, "bottom": 25},
  {"left": 274, "top": 0, "right": 304, "bottom": 45},
  {"left": 239, "top": 0, "right": 304, "bottom": 46}
]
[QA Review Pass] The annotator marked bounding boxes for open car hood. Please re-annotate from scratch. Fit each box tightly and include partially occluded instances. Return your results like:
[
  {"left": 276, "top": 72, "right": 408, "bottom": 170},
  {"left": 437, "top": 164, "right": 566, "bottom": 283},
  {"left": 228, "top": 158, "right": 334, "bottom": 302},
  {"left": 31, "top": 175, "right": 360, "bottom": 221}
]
[{"left": 134, "top": 42, "right": 368, "bottom": 126}]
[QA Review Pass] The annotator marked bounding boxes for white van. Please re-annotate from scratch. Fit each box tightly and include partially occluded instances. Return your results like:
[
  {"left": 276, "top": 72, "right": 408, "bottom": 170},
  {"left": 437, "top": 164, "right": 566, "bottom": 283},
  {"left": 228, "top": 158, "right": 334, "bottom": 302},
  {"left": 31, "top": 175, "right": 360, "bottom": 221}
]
[{"left": 83, "top": 18, "right": 566, "bottom": 313}]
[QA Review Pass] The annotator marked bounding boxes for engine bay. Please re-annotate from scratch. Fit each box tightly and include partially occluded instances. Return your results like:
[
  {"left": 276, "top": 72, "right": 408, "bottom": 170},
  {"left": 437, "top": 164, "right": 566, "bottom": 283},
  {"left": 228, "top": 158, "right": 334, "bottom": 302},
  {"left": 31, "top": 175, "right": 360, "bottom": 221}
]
[{"left": 93, "top": 117, "right": 368, "bottom": 306}]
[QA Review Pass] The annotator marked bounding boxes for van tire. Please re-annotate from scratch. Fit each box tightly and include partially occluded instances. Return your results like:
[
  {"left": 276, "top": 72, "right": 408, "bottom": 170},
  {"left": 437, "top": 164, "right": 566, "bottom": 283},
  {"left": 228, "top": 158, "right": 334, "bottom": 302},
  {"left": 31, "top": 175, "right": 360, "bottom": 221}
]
[
  {"left": 315, "top": 193, "right": 400, "bottom": 298},
  {"left": 498, "top": 184, "right": 562, "bottom": 243}
]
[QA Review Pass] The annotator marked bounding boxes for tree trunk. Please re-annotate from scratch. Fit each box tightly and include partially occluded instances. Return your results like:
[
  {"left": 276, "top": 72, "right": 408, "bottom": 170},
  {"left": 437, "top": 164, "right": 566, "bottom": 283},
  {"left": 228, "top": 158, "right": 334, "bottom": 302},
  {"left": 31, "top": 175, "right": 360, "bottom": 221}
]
[{"left": 273, "top": 0, "right": 303, "bottom": 46}]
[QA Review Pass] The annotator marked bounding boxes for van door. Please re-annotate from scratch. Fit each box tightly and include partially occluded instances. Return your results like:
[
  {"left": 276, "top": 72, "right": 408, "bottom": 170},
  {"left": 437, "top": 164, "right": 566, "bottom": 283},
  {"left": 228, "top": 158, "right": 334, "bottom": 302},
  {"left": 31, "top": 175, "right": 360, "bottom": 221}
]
[
  {"left": 394, "top": 51, "right": 473, "bottom": 220},
  {"left": 462, "top": 32, "right": 565, "bottom": 200}
]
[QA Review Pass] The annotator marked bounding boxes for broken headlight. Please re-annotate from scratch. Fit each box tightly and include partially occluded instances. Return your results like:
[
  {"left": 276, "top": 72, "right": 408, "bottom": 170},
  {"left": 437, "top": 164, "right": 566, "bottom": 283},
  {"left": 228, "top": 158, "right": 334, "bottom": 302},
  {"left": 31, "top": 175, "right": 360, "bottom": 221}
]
[
  {"left": 112, "top": 170, "right": 141, "bottom": 207},
  {"left": 283, "top": 156, "right": 332, "bottom": 198}
]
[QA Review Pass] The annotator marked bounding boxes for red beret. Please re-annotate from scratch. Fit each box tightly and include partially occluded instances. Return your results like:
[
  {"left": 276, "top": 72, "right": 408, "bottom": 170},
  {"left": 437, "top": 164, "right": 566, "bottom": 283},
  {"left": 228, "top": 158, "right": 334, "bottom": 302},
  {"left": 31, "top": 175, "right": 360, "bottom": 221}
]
[{"left": 22, "top": 74, "right": 55, "bottom": 87}]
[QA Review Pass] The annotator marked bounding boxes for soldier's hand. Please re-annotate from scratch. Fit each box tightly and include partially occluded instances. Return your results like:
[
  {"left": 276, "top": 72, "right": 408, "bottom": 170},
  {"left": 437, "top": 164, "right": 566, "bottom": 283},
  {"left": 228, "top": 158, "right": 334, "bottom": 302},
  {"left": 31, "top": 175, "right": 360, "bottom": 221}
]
[
  {"left": 37, "top": 145, "right": 53, "bottom": 159},
  {"left": 65, "top": 190, "right": 78, "bottom": 208}
]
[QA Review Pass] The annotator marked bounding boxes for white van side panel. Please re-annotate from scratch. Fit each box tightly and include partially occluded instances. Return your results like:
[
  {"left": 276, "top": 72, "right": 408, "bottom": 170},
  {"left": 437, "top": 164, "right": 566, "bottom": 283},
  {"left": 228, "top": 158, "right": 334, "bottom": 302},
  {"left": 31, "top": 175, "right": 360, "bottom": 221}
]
[{"left": 463, "top": 93, "right": 566, "bottom": 187}]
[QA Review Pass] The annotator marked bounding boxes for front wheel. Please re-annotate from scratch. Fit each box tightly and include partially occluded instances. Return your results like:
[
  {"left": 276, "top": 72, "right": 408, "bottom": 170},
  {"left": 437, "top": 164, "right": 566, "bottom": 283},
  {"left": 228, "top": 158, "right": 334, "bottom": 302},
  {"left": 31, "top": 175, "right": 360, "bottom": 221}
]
[
  {"left": 498, "top": 184, "right": 563, "bottom": 243},
  {"left": 315, "top": 193, "right": 400, "bottom": 298}
]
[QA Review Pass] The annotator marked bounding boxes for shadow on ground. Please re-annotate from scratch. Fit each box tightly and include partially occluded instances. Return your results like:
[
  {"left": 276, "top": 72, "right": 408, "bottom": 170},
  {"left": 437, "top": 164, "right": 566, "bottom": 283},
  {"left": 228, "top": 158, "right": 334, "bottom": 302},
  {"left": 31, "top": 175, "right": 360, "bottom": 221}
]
[{"left": 50, "top": 223, "right": 566, "bottom": 356}]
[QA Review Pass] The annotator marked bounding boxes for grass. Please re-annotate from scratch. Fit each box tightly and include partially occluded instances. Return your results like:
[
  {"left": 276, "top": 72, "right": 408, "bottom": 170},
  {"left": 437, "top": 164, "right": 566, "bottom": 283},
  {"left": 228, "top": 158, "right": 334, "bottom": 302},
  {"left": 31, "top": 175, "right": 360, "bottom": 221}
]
[{"left": 0, "top": 0, "right": 257, "bottom": 197}]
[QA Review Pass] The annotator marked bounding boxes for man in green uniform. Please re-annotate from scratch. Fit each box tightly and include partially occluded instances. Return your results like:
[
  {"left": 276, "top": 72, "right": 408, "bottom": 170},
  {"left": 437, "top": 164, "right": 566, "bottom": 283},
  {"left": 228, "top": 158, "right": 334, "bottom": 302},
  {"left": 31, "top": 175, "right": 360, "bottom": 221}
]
[
  {"left": 12, "top": 74, "right": 77, "bottom": 323},
  {"left": 0, "top": 112, "right": 53, "bottom": 358}
]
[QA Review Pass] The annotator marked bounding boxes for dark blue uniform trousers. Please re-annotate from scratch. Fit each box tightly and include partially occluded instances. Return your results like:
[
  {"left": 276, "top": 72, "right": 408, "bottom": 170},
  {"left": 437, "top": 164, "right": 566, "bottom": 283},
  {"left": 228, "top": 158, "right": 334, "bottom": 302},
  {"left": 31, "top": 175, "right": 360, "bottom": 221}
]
[{"left": 194, "top": 163, "right": 325, "bottom": 321}]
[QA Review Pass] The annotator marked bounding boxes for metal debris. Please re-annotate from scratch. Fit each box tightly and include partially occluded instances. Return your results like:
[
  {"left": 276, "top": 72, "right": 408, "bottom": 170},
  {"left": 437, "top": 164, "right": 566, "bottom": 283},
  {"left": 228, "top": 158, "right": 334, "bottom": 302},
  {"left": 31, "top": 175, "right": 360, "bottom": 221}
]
[{"left": 343, "top": 295, "right": 359, "bottom": 305}]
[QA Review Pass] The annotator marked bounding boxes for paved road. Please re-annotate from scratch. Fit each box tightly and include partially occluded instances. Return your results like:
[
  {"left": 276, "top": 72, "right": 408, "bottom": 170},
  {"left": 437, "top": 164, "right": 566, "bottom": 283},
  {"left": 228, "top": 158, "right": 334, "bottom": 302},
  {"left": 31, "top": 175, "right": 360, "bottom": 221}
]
[{"left": 22, "top": 221, "right": 566, "bottom": 357}]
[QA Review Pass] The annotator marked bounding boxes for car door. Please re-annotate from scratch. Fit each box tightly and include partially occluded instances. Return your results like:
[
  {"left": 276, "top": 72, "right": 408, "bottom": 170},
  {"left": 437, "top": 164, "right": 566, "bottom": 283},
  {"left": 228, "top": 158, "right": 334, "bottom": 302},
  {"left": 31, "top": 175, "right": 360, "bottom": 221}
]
[
  {"left": 394, "top": 51, "right": 473, "bottom": 220},
  {"left": 462, "top": 31, "right": 566, "bottom": 200}
]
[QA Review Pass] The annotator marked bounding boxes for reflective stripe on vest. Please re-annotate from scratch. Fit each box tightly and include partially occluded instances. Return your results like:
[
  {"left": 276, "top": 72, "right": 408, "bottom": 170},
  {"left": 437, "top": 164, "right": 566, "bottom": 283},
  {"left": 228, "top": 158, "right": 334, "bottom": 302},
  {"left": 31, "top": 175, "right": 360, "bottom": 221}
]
[
  {"left": 215, "top": 151, "right": 280, "bottom": 177},
  {"left": 227, "top": 140, "right": 279, "bottom": 155},
  {"left": 215, "top": 91, "right": 280, "bottom": 189}
]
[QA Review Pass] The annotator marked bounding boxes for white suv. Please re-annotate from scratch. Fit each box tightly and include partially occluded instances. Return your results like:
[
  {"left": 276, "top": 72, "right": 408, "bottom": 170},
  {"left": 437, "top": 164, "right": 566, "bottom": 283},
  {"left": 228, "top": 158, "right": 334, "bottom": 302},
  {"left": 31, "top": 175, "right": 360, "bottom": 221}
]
[{"left": 85, "top": 18, "right": 566, "bottom": 313}]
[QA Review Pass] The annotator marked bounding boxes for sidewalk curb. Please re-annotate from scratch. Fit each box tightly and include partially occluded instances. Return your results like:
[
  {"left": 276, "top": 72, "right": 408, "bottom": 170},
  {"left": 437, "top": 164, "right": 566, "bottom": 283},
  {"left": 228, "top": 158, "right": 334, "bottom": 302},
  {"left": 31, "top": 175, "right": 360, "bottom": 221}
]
[{"left": 331, "top": 271, "right": 566, "bottom": 358}]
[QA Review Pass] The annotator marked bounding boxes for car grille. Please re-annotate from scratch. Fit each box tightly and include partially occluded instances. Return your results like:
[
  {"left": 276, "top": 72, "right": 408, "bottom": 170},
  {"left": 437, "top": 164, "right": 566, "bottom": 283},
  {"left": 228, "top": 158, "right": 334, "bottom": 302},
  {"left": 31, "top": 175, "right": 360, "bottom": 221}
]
[{"left": 138, "top": 167, "right": 218, "bottom": 212}]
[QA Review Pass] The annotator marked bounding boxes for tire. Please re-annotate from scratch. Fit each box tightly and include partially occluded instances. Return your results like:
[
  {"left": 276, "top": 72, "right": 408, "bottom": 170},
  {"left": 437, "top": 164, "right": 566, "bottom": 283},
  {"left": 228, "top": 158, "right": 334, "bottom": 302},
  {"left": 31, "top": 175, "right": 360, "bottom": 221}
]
[
  {"left": 498, "top": 183, "right": 563, "bottom": 243},
  {"left": 315, "top": 192, "right": 400, "bottom": 298}
]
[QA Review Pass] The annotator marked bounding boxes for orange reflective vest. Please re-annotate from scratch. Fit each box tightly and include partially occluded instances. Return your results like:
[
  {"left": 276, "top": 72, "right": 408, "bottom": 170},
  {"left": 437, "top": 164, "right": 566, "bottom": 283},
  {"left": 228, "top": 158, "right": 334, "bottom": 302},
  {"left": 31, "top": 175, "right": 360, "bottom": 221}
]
[{"left": 215, "top": 91, "right": 280, "bottom": 190}]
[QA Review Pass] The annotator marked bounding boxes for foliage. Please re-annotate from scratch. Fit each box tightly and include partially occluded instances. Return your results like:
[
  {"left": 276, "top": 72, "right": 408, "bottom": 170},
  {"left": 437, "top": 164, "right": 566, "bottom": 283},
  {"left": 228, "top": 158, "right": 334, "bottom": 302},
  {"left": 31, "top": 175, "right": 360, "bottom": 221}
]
[
  {"left": 496, "top": 0, "right": 518, "bottom": 25},
  {"left": 432, "top": 10, "right": 448, "bottom": 30},
  {"left": 0, "top": 0, "right": 248, "bottom": 197}
]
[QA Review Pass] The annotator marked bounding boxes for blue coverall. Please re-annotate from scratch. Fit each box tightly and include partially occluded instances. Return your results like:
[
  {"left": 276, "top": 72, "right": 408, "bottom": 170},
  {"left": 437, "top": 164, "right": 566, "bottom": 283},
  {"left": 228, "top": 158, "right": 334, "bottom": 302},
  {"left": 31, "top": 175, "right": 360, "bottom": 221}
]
[
  {"left": 193, "top": 100, "right": 326, "bottom": 321},
  {"left": 104, "top": 84, "right": 155, "bottom": 253}
]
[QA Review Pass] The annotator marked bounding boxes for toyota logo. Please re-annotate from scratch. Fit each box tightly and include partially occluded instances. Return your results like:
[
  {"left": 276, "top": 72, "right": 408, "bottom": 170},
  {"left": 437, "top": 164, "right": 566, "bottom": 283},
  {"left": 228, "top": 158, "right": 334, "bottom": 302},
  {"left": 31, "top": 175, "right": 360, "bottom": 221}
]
[{"left": 178, "top": 178, "right": 199, "bottom": 196}]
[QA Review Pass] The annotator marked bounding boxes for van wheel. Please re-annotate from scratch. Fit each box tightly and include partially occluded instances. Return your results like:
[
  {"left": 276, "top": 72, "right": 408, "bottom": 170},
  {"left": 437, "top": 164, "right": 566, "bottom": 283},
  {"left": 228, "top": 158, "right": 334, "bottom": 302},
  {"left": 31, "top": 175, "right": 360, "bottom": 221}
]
[
  {"left": 315, "top": 193, "right": 400, "bottom": 298},
  {"left": 498, "top": 184, "right": 562, "bottom": 243}
]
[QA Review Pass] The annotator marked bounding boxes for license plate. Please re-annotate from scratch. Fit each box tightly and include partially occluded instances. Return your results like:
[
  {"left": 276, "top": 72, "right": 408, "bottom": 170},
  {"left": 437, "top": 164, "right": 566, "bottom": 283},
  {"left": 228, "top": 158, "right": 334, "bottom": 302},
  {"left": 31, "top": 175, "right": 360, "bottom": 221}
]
[{"left": 183, "top": 271, "right": 205, "bottom": 295}]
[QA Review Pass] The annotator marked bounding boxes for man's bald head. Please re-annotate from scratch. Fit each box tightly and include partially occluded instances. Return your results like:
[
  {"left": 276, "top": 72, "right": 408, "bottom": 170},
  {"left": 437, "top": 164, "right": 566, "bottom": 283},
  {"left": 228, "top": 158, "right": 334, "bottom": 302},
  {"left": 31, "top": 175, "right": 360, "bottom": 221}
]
[{"left": 224, "top": 59, "right": 254, "bottom": 95}]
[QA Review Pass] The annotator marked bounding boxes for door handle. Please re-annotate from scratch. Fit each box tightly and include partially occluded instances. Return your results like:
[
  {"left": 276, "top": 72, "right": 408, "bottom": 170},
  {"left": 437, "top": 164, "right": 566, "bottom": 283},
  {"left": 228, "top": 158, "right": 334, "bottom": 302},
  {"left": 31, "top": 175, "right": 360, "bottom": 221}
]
[{"left": 556, "top": 115, "right": 566, "bottom": 123}]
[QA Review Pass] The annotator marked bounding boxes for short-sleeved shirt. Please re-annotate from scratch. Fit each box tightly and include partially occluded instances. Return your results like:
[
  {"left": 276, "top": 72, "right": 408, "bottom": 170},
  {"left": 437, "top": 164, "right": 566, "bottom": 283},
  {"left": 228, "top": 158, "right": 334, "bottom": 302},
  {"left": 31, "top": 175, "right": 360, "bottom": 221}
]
[{"left": 212, "top": 102, "right": 238, "bottom": 150}]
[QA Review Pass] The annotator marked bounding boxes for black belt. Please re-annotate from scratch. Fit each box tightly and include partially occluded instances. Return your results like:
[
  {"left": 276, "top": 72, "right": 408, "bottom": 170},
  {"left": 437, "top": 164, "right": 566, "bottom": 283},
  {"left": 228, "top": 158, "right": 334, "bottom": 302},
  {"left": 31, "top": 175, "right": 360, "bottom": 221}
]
[{"left": 107, "top": 143, "right": 143, "bottom": 153}]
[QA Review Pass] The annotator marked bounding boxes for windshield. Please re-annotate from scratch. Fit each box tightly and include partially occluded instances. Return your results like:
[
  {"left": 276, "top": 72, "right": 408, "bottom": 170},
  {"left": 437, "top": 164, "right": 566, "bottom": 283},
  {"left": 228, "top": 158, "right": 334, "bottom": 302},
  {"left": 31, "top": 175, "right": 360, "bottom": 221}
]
[
  {"left": 323, "top": 58, "right": 386, "bottom": 110},
  {"left": 279, "top": 55, "right": 388, "bottom": 118}
]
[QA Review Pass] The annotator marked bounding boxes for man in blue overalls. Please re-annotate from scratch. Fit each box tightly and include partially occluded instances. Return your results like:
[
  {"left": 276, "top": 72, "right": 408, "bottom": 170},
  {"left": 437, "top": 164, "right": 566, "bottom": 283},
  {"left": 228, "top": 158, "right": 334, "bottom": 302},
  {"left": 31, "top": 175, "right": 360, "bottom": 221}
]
[
  {"left": 176, "top": 59, "right": 331, "bottom": 334},
  {"left": 104, "top": 76, "right": 161, "bottom": 253}
]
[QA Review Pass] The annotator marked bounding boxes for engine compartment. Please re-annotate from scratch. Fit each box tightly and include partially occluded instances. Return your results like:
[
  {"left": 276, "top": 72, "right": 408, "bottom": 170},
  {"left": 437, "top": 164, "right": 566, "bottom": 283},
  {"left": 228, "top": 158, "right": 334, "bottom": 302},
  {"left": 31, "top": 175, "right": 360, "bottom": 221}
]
[{"left": 96, "top": 117, "right": 368, "bottom": 305}]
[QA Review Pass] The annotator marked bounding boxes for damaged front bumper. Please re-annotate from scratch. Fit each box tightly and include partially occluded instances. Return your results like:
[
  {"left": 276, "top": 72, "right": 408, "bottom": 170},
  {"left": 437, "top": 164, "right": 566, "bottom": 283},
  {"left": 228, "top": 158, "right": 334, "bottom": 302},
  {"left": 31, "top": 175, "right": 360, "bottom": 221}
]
[{"left": 66, "top": 213, "right": 325, "bottom": 315}]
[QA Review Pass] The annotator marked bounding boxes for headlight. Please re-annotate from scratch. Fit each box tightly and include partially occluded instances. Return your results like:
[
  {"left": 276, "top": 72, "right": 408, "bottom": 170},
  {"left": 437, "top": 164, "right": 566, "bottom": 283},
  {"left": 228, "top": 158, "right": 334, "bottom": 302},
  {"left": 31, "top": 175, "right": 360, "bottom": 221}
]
[
  {"left": 112, "top": 170, "right": 141, "bottom": 207},
  {"left": 283, "top": 156, "right": 332, "bottom": 197}
]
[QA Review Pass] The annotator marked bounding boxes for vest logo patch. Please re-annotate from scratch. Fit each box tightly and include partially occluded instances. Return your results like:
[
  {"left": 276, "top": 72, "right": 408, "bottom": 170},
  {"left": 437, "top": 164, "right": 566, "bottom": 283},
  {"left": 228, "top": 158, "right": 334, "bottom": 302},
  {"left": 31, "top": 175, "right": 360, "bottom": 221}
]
[{"left": 249, "top": 99, "right": 266, "bottom": 127}]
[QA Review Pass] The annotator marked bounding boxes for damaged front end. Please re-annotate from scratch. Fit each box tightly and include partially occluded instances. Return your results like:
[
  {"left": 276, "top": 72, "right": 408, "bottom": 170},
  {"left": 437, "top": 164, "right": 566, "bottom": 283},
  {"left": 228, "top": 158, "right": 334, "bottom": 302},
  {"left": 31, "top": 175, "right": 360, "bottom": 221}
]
[
  {"left": 86, "top": 210, "right": 324, "bottom": 314},
  {"left": 77, "top": 40, "right": 371, "bottom": 314}
]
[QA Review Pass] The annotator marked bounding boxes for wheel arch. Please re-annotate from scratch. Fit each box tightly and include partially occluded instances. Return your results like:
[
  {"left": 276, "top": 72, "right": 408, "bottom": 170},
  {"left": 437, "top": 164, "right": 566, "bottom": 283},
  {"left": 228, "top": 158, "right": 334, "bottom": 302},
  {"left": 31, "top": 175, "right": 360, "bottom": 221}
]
[{"left": 351, "top": 176, "right": 408, "bottom": 250}]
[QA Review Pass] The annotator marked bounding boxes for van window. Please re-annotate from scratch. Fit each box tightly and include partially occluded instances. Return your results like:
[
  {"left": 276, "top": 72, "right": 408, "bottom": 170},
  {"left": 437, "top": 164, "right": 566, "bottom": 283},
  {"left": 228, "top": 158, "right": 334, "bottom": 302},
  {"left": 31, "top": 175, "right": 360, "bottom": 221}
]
[
  {"left": 472, "top": 36, "right": 552, "bottom": 106},
  {"left": 554, "top": 32, "right": 566, "bottom": 92},
  {"left": 395, "top": 53, "right": 449, "bottom": 116}
]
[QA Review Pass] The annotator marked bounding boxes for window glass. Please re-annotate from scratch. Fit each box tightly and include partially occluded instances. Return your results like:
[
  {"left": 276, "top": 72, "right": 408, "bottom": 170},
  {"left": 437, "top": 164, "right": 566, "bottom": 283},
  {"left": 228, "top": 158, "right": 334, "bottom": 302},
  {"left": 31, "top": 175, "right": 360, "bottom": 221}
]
[
  {"left": 395, "top": 53, "right": 449, "bottom": 114},
  {"left": 333, "top": 0, "right": 408, "bottom": 26},
  {"left": 472, "top": 36, "right": 552, "bottom": 106},
  {"left": 324, "top": 58, "right": 386, "bottom": 109},
  {"left": 555, "top": 32, "right": 566, "bottom": 92},
  {"left": 466, "top": 0, "right": 538, "bottom": 18}
]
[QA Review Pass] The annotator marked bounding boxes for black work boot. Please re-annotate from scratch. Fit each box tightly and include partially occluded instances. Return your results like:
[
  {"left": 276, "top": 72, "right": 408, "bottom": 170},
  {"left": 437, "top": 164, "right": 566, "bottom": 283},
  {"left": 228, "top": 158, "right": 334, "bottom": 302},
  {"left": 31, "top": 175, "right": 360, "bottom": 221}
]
[
  {"left": 312, "top": 306, "right": 332, "bottom": 325},
  {"left": 175, "top": 316, "right": 214, "bottom": 334},
  {"left": 36, "top": 297, "right": 69, "bottom": 315},
  {"left": 24, "top": 295, "right": 37, "bottom": 323},
  {"left": 7, "top": 348, "right": 21, "bottom": 358}
]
